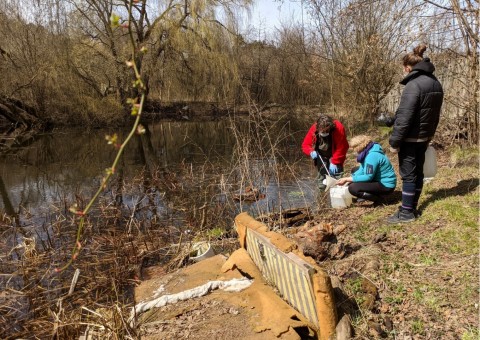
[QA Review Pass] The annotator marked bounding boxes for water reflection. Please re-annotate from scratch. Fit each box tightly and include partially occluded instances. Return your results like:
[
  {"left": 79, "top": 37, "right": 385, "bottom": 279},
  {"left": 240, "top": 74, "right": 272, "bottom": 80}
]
[
  {"left": 0, "top": 118, "right": 327, "bottom": 338},
  {"left": 0, "top": 119, "right": 319, "bottom": 227}
]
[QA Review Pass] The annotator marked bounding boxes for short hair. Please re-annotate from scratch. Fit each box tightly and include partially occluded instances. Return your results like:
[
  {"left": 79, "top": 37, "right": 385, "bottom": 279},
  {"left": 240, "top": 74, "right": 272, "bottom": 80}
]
[{"left": 350, "top": 135, "right": 372, "bottom": 153}]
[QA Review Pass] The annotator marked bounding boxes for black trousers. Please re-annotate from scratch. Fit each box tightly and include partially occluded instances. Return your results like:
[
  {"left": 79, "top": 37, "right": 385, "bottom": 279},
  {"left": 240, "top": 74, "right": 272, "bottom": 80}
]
[
  {"left": 398, "top": 141, "right": 429, "bottom": 183},
  {"left": 348, "top": 182, "right": 394, "bottom": 202},
  {"left": 398, "top": 141, "right": 429, "bottom": 210}
]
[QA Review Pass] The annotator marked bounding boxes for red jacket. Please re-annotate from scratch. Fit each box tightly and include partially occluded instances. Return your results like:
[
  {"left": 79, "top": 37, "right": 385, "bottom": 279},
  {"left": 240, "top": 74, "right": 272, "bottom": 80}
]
[{"left": 301, "top": 120, "right": 349, "bottom": 166}]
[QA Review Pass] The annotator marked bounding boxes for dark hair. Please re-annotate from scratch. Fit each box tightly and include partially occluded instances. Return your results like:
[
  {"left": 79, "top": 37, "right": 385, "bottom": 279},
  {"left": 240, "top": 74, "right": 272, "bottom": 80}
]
[
  {"left": 402, "top": 43, "right": 427, "bottom": 67},
  {"left": 316, "top": 113, "right": 334, "bottom": 133}
]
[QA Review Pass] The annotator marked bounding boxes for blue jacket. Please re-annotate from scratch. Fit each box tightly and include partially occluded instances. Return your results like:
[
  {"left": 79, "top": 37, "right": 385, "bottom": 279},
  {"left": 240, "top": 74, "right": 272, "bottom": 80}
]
[{"left": 352, "top": 143, "right": 397, "bottom": 188}]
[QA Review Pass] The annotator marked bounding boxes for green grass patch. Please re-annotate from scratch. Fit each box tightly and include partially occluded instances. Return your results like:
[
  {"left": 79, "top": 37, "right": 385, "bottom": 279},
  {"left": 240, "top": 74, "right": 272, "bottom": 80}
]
[
  {"left": 449, "top": 146, "right": 479, "bottom": 167},
  {"left": 288, "top": 191, "right": 305, "bottom": 198},
  {"left": 383, "top": 295, "right": 404, "bottom": 305},
  {"left": 381, "top": 256, "right": 408, "bottom": 275},
  {"left": 405, "top": 232, "right": 429, "bottom": 248},
  {"left": 418, "top": 254, "right": 437, "bottom": 265},
  {"left": 461, "top": 327, "right": 480, "bottom": 340},
  {"left": 206, "top": 227, "right": 225, "bottom": 239},
  {"left": 411, "top": 318, "right": 426, "bottom": 335},
  {"left": 432, "top": 228, "right": 478, "bottom": 255},
  {"left": 382, "top": 276, "right": 406, "bottom": 305},
  {"left": 423, "top": 196, "right": 478, "bottom": 225},
  {"left": 424, "top": 295, "right": 441, "bottom": 313},
  {"left": 413, "top": 287, "right": 424, "bottom": 302},
  {"left": 459, "top": 272, "right": 478, "bottom": 306},
  {"left": 377, "top": 223, "right": 404, "bottom": 234},
  {"left": 345, "top": 277, "right": 363, "bottom": 295},
  {"left": 361, "top": 210, "right": 384, "bottom": 224},
  {"left": 419, "top": 193, "right": 479, "bottom": 255},
  {"left": 352, "top": 223, "right": 371, "bottom": 243}
]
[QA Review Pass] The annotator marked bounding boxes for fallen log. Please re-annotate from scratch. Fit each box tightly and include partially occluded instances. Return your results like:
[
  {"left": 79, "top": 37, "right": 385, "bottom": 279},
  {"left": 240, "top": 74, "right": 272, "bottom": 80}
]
[{"left": 0, "top": 97, "right": 44, "bottom": 150}]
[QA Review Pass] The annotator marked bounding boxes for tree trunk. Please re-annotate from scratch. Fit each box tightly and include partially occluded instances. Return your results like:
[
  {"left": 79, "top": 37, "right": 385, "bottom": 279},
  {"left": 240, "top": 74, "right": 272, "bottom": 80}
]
[{"left": 467, "top": 47, "right": 479, "bottom": 144}]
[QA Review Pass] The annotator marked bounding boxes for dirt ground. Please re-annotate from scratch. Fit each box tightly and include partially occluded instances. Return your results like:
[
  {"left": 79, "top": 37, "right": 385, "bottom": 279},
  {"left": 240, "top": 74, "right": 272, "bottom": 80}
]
[
  {"left": 134, "top": 253, "right": 315, "bottom": 339},
  {"left": 133, "top": 145, "right": 479, "bottom": 339},
  {"left": 135, "top": 257, "right": 268, "bottom": 340}
]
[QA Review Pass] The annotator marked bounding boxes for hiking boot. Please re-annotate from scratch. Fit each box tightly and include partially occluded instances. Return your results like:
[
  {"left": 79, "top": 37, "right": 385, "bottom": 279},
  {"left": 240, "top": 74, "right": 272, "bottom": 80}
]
[
  {"left": 386, "top": 208, "right": 416, "bottom": 224},
  {"left": 413, "top": 209, "right": 422, "bottom": 218}
]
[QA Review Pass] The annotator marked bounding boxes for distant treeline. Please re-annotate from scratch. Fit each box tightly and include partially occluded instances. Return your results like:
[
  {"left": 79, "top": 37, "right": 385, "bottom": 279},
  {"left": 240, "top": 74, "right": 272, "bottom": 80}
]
[{"left": 0, "top": 0, "right": 477, "bottom": 143}]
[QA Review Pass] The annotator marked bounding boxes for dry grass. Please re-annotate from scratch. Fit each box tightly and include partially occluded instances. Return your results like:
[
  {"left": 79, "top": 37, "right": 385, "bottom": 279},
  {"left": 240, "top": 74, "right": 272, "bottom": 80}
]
[
  {"left": 0, "top": 158, "right": 248, "bottom": 338},
  {"left": 0, "top": 116, "right": 477, "bottom": 339}
]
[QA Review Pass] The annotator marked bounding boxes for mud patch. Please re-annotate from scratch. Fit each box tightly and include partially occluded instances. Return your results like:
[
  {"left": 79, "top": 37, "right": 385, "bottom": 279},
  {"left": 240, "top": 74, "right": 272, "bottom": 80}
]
[{"left": 140, "top": 298, "right": 268, "bottom": 340}]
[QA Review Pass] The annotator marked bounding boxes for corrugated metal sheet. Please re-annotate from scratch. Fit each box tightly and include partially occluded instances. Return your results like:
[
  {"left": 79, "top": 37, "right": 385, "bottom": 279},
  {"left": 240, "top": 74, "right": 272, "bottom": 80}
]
[{"left": 245, "top": 228, "right": 319, "bottom": 327}]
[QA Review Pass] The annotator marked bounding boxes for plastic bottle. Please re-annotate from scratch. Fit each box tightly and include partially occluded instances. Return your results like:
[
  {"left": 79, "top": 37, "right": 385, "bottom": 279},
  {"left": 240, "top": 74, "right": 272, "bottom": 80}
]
[{"left": 423, "top": 145, "right": 437, "bottom": 178}]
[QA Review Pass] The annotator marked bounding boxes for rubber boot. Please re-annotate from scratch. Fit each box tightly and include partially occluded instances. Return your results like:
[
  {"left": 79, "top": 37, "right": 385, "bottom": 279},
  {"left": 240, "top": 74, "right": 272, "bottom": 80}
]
[{"left": 317, "top": 173, "right": 326, "bottom": 190}]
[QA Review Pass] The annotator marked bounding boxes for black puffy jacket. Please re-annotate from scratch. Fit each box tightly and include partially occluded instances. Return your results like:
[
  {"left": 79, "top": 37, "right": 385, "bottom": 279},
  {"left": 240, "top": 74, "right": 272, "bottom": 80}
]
[{"left": 389, "top": 58, "right": 444, "bottom": 148}]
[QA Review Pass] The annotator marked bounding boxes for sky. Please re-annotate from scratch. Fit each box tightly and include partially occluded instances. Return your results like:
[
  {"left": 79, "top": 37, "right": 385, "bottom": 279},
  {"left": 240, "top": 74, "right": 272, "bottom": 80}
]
[{"left": 246, "top": 0, "right": 305, "bottom": 35}]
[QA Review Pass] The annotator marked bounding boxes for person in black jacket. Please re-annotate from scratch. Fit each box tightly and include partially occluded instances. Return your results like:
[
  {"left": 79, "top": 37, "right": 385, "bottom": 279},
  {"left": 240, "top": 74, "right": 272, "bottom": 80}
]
[{"left": 387, "top": 44, "right": 444, "bottom": 224}]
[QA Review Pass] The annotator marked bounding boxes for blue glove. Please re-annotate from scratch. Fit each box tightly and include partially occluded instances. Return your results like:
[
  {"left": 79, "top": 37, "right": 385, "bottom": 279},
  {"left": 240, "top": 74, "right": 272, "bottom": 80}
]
[
  {"left": 329, "top": 163, "right": 338, "bottom": 175},
  {"left": 310, "top": 151, "right": 318, "bottom": 159}
]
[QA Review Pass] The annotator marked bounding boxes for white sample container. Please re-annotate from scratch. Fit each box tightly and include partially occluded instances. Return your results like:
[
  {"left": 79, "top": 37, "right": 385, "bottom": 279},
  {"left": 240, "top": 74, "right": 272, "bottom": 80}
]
[
  {"left": 423, "top": 145, "right": 438, "bottom": 178},
  {"left": 189, "top": 242, "right": 215, "bottom": 262},
  {"left": 330, "top": 185, "right": 353, "bottom": 208}
]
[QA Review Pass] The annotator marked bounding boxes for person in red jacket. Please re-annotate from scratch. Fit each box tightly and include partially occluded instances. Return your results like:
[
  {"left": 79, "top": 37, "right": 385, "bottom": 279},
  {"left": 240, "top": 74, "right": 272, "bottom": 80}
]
[{"left": 302, "top": 114, "right": 349, "bottom": 189}]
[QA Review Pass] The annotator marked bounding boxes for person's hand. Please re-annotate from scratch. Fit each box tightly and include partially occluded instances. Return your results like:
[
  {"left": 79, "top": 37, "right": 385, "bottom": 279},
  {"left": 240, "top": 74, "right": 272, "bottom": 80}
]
[
  {"left": 337, "top": 177, "right": 352, "bottom": 186},
  {"left": 329, "top": 163, "right": 338, "bottom": 174},
  {"left": 389, "top": 147, "right": 399, "bottom": 154},
  {"left": 377, "top": 113, "right": 395, "bottom": 127},
  {"left": 310, "top": 151, "right": 318, "bottom": 159}
]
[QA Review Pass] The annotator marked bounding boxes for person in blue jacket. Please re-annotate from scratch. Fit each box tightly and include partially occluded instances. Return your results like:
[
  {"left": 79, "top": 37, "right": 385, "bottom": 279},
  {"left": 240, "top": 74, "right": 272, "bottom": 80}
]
[{"left": 337, "top": 135, "right": 397, "bottom": 204}]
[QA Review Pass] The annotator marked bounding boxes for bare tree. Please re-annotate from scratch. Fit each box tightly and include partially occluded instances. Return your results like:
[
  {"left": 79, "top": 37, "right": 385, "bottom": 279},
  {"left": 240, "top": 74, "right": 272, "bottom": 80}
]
[
  {"left": 305, "top": 0, "right": 424, "bottom": 123},
  {"left": 423, "top": 0, "right": 478, "bottom": 144}
]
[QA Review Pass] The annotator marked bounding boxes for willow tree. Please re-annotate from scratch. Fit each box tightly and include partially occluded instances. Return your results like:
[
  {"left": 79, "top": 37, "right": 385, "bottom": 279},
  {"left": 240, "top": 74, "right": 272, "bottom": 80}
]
[
  {"left": 68, "top": 0, "right": 252, "bottom": 113},
  {"left": 0, "top": 0, "right": 73, "bottom": 124},
  {"left": 273, "top": 25, "right": 312, "bottom": 105}
]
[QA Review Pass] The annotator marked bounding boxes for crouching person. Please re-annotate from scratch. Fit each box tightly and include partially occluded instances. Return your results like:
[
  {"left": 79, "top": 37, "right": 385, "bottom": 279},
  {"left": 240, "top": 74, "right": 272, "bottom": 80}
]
[
  {"left": 302, "top": 113, "right": 349, "bottom": 190},
  {"left": 337, "top": 135, "right": 396, "bottom": 204}
]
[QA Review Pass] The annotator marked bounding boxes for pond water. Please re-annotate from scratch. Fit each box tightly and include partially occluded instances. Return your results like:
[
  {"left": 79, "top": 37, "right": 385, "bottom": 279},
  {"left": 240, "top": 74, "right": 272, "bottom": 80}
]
[
  {"left": 0, "top": 118, "right": 320, "bottom": 235},
  {"left": 0, "top": 117, "right": 328, "bottom": 337}
]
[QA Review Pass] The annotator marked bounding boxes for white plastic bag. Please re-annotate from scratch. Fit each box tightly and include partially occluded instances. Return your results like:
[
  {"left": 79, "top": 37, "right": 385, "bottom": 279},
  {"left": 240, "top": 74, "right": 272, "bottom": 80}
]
[{"left": 324, "top": 175, "right": 338, "bottom": 191}]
